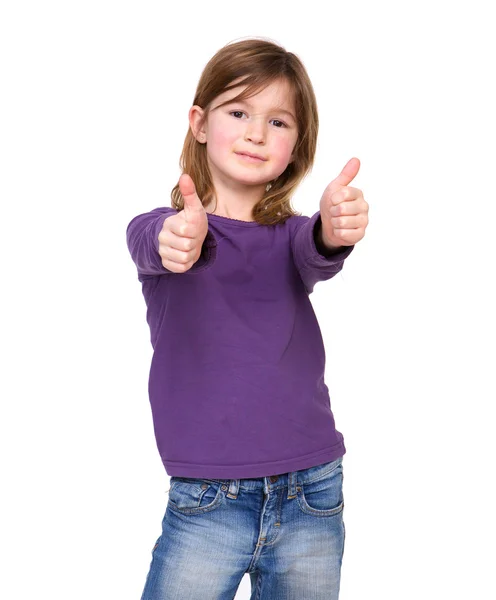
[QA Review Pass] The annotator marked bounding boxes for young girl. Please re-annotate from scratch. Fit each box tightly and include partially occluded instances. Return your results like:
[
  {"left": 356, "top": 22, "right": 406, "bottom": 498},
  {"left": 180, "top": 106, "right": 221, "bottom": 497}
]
[{"left": 126, "top": 37, "right": 368, "bottom": 600}]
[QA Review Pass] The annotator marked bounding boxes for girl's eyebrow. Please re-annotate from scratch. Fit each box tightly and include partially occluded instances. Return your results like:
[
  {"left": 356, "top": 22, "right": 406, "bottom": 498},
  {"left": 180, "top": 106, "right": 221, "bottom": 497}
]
[{"left": 225, "top": 98, "right": 296, "bottom": 121}]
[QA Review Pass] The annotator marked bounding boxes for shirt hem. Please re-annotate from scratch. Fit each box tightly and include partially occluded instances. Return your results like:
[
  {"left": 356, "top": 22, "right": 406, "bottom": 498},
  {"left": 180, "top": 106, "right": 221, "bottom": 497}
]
[{"left": 162, "top": 441, "right": 346, "bottom": 479}]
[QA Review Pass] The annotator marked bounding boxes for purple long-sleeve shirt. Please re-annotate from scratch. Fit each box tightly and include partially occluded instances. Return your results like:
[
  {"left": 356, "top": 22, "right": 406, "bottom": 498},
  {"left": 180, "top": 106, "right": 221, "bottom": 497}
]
[{"left": 126, "top": 207, "right": 354, "bottom": 479}]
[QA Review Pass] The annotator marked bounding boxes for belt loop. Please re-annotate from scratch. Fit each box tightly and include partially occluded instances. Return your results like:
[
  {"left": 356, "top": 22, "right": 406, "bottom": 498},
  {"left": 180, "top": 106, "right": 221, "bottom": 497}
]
[
  {"left": 287, "top": 470, "right": 298, "bottom": 499},
  {"left": 227, "top": 478, "right": 240, "bottom": 499}
]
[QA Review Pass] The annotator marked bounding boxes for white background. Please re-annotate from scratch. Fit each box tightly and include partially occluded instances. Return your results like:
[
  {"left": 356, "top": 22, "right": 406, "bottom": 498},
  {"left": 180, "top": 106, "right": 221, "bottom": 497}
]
[{"left": 1, "top": 1, "right": 495, "bottom": 598}]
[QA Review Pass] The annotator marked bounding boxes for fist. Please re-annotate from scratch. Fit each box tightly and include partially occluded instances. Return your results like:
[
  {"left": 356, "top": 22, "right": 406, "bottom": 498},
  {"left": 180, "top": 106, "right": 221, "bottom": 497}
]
[
  {"left": 319, "top": 157, "right": 369, "bottom": 249},
  {"left": 158, "top": 174, "right": 209, "bottom": 273}
]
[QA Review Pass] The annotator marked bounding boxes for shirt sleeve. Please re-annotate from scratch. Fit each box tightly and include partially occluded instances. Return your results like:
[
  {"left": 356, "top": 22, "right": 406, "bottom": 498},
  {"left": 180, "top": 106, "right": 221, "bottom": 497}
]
[
  {"left": 126, "top": 206, "right": 217, "bottom": 280},
  {"left": 290, "top": 210, "right": 354, "bottom": 294}
]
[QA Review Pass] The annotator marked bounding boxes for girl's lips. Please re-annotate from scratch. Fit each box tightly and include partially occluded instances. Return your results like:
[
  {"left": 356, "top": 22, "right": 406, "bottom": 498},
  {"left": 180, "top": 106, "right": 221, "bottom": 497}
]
[{"left": 236, "top": 152, "right": 266, "bottom": 162}]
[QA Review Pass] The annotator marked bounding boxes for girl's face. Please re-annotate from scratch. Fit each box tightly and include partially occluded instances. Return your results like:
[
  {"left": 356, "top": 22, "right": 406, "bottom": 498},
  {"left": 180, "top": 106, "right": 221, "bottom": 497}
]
[{"left": 190, "top": 78, "right": 299, "bottom": 192}]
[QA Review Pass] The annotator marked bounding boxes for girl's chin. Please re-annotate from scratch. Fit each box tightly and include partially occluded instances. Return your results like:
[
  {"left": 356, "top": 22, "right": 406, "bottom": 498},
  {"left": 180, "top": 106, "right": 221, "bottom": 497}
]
[
  {"left": 228, "top": 178, "right": 269, "bottom": 188},
  {"left": 218, "top": 171, "right": 269, "bottom": 187}
]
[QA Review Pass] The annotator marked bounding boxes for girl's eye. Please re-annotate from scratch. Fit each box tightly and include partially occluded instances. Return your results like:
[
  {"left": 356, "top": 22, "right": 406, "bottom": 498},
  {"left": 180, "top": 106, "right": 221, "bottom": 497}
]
[{"left": 229, "top": 111, "right": 287, "bottom": 128}]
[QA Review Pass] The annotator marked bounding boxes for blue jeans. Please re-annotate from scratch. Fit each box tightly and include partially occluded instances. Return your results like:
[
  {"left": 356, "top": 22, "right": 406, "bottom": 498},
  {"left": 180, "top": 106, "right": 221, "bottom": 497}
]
[{"left": 140, "top": 456, "right": 345, "bottom": 599}]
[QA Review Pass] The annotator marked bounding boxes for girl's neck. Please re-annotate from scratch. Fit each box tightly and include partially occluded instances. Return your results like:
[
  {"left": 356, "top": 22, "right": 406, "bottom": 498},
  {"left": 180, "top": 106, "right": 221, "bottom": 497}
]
[{"left": 204, "top": 199, "right": 256, "bottom": 222}]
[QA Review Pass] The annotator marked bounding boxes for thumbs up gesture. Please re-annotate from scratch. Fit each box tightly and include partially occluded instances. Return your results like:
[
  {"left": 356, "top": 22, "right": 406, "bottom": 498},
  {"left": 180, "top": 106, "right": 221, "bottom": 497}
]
[
  {"left": 319, "top": 157, "right": 369, "bottom": 250},
  {"left": 158, "top": 173, "right": 209, "bottom": 273}
]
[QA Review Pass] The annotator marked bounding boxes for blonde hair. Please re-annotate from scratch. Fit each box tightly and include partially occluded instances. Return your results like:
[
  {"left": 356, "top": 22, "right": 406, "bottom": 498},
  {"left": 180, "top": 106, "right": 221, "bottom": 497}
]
[{"left": 170, "top": 37, "right": 319, "bottom": 226}]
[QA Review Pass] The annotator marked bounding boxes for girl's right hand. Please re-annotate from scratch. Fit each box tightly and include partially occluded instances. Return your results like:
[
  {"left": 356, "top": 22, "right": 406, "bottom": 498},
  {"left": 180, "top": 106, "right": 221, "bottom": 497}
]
[{"left": 158, "top": 174, "right": 209, "bottom": 273}]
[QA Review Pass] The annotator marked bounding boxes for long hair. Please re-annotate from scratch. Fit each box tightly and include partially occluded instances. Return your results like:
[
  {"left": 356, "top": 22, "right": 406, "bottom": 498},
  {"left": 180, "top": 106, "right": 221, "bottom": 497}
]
[{"left": 170, "top": 37, "right": 319, "bottom": 226}]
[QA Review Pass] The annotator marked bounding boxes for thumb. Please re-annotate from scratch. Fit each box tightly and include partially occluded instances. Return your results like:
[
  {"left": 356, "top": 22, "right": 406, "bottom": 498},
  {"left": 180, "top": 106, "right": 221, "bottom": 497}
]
[
  {"left": 327, "top": 157, "right": 361, "bottom": 195},
  {"left": 179, "top": 173, "right": 206, "bottom": 221}
]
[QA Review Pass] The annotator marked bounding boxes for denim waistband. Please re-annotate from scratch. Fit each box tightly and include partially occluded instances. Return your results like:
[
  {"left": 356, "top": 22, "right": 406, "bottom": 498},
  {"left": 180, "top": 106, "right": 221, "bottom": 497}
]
[{"left": 172, "top": 455, "right": 343, "bottom": 500}]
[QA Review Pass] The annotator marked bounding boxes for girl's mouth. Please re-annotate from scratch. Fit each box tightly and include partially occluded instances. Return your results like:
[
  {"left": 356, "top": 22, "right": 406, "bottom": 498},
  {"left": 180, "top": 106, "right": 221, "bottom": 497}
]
[{"left": 236, "top": 153, "right": 266, "bottom": 163}]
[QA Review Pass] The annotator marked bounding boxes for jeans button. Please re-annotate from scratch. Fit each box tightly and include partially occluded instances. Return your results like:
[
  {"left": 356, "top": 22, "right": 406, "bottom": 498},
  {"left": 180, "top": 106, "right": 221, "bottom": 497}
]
[{"left": 269, "top": 475, "right": 278, "bottom": 483}]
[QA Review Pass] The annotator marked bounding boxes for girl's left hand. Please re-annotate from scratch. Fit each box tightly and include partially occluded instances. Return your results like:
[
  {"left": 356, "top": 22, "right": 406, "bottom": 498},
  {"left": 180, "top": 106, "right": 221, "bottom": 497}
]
[{"left": 319, "top": 157, "right": 369, "bottom": 249}]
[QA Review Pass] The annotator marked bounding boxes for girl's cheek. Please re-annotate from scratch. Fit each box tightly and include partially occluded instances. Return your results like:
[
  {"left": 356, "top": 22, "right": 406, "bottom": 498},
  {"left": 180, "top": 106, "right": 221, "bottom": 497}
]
[
  {"left": 273, "top": 138, "right": 295, "bottom": 163},
  {"left": 211, "top": 128, "right": 237, "bottom": 150}
]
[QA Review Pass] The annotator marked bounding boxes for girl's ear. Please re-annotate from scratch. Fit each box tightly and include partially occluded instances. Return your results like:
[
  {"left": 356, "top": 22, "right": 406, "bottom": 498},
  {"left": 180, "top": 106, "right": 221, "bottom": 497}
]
[{"left": 189, "top": 105, "right": 207, "bottom": 143}]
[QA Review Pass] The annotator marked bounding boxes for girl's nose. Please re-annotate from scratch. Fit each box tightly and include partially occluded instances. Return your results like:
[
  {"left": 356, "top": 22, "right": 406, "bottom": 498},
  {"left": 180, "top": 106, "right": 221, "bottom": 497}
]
[{"left": 244, "top": 119, "right": 266, "bottom": 144}]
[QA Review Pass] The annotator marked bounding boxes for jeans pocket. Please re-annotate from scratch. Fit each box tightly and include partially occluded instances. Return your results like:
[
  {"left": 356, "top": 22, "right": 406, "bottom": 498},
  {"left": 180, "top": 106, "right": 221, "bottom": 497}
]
[
  {"left": 167, "top": 477, "right": 224, "bottom": 515},
  {"left": 297, "top": 460, "right": 344, "bottom": 517}
]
